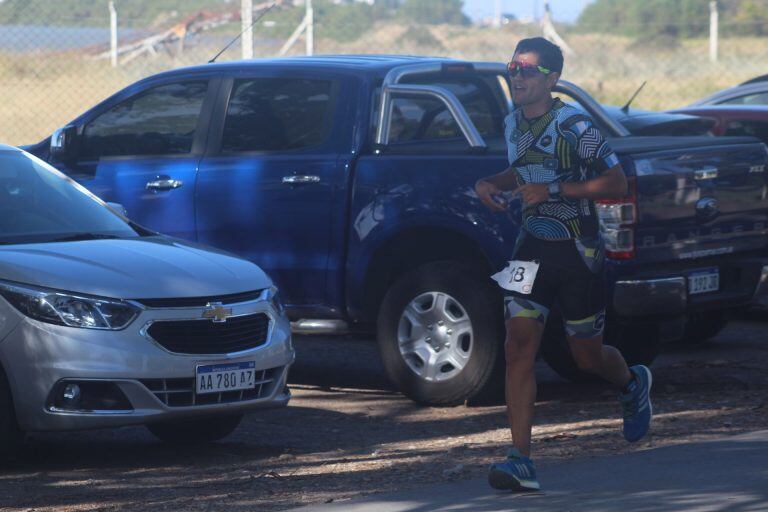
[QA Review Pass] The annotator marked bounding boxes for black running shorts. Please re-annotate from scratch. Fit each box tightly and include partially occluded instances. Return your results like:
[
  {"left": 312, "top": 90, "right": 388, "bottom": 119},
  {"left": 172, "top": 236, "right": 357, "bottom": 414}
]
[{"left": 501, "top": 232, "right": 607, "bottom": 339}]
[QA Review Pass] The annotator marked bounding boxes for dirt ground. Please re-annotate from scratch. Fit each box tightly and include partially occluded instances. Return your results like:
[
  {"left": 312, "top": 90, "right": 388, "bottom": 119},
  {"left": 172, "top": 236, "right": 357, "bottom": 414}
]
[{"left": 1, "top": 316, "right": 767, "bottom": 511}]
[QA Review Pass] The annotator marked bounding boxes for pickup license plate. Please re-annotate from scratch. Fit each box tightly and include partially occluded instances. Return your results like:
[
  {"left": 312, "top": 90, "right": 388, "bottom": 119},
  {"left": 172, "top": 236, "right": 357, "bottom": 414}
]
[
  {"left": 196, "top": 361, "right": 256, "bottom": 395},
  {"left": 688, "top": 268, "right": 719, "bottom": 295}
]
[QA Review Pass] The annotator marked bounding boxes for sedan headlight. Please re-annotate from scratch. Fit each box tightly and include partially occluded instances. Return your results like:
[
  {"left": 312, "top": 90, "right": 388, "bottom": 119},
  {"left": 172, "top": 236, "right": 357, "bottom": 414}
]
[{"left": 0, "top": 281, "right": 139, "bottom": 330}]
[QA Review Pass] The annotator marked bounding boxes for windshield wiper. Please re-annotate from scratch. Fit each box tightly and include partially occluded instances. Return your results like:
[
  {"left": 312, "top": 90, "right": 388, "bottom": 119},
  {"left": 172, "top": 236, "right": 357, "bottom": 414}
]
[{"left": 46, "top": 233, "right": 123, "bottom": 243}]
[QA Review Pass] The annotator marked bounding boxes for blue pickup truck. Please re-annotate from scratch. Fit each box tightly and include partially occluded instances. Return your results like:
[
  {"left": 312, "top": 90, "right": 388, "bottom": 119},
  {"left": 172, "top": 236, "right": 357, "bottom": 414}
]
[{"left": 27, "top": 55, "right": 768, "bottom": 405}]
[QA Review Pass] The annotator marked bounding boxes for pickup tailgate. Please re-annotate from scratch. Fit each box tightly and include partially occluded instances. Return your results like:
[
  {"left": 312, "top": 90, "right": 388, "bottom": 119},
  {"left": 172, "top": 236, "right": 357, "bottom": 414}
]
[{"left": 612, "top": 136, "right": 768, "bottom": 263}]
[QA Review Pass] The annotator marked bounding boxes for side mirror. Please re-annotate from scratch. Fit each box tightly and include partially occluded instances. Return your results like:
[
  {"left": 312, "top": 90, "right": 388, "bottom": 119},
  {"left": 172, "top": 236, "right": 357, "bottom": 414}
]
[
  {"left": 106, "top": 202, "right": 128, "bottom": 218},
  {"left": 50, "top": 125, "right": 80, "bottom": 163}
]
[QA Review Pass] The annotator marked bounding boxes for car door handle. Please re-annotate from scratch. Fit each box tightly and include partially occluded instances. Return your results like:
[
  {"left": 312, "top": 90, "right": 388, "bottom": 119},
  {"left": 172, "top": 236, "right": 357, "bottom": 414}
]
[
  {"left": 282, "top": 175, "right": 320, "bottom": 185},
  {"left": 146, "top": 178, "right": 183, "bottom": 191}
]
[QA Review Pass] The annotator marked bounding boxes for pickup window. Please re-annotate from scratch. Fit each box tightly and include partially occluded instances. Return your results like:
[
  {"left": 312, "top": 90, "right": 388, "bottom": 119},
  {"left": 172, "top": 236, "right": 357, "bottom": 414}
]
[
  {"left": 719, "top": 92, "right": 768, "bottom": 106},
  {"left": 375, "top": 74, "right": 507, "bottom": 147},
  {"left": 723, "top": 119, "right": 768, "bottom": 144},
  {"left": 221, "top": 78, "right": 335, "bottom": 153},
  {"left": 81, "top": 81, "right": 208, "bottom": 159}
]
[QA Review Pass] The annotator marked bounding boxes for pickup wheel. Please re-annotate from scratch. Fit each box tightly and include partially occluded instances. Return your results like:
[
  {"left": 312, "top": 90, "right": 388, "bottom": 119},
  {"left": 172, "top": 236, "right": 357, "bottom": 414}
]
[
  {"left": 146, "top": 414, "right": 243, "bottom": 444},
  {"left": 0, "top": 365, "right": 24, "bottom": 458},
  {"left": 377, "top": 261, "right": 504, "bottom": 406},
  {"left": 540, "top": 314, "right": 660, "bottom": 383},
  {"left": 680, "top": 311, "right": 729, "bottom": 343}
]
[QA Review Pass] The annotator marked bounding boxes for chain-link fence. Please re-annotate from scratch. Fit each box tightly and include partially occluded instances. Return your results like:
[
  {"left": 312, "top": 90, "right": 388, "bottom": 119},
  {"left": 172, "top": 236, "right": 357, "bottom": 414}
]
[{"left": 1, "top": 0, "right": 768, "bottom": 145}]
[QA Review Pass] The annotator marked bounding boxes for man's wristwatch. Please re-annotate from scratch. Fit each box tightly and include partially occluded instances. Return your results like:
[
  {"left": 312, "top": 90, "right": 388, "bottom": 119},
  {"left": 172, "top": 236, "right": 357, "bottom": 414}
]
[{"left": 547, "top": 182, "right": 562, "bottom": 200}]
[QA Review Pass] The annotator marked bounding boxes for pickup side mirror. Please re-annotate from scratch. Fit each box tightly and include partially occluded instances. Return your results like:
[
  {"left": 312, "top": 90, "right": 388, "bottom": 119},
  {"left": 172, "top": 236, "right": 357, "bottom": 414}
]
[{"left": 50, "top": 125, "right": 80, "bottom": 163}]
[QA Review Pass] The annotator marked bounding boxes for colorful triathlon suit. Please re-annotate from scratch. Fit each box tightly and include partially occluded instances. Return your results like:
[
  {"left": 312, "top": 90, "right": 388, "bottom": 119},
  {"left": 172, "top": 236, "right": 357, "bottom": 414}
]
[{"left": 499, "top": 97, "right": 621, "bottom": 339}]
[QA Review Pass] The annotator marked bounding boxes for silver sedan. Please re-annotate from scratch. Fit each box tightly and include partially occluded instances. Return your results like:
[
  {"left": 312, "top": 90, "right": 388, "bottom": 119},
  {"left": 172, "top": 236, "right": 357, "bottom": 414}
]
[{"left": 0, "top": 145, "right": 294, "bottom": 454}]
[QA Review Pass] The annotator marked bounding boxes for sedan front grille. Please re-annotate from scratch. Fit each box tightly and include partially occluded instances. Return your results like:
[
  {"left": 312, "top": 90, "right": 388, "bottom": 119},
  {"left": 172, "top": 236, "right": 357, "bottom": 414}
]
[
  {"left": 140, "top": 367, "right": 282, "bottom": 407},
  {"left": 147, "top": 313, "right": 270, "bottom": 354}
]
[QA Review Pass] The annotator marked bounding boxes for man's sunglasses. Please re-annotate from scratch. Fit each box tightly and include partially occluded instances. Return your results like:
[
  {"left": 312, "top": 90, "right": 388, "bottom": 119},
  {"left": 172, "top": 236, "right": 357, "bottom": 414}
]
[{"left": 507, "top": 61, "right": 551, "bottom": 79}]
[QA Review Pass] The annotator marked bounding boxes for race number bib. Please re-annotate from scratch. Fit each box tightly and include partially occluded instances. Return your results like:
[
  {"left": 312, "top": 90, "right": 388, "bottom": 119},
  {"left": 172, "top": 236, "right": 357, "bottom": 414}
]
[{"left": 491, "top": 260, "right": 540, "bottom": 295}]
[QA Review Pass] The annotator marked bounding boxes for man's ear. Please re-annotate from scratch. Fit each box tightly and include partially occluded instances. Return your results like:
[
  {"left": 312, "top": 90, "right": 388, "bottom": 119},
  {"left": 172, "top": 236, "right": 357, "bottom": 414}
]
[{"left": 547, "top": 72, "right": 561, "bottom": 91}]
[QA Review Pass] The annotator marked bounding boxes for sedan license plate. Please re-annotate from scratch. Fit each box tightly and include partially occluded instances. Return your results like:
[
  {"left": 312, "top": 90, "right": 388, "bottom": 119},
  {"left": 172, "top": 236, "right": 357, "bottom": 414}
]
[
  {"left": 196, "top": 361, "right": 256, "bottom": 395},
  {"left": 688, "top": 268, "right": 719, "bottom": 295}
]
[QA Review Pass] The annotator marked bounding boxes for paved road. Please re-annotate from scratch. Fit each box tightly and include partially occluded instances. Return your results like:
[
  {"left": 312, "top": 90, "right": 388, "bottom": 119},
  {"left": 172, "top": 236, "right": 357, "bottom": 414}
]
[{"left": 291, "top": 429, "right": 768, "bottom": 512}]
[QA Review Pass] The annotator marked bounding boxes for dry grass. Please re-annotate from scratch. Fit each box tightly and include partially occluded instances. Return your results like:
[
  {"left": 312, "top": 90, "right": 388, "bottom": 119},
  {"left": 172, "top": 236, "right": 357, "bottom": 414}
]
[{"left": 1, "top": 23, "right": 767, "bottom": 145}]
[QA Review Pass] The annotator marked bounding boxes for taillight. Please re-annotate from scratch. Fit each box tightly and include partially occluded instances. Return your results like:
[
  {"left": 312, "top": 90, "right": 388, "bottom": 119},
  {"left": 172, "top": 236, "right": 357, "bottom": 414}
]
[{"left": 596, "top": 177, "right": 637, "bottom": 260}]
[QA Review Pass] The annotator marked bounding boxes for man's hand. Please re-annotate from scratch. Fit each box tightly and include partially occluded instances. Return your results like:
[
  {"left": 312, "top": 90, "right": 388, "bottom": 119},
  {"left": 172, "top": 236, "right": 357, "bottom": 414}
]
[
  {"left": 516, "top": 183, "right": 549, "bottom": 207},
  {"left": 475, "top": 179, "right": 508, "bottom": 213}
]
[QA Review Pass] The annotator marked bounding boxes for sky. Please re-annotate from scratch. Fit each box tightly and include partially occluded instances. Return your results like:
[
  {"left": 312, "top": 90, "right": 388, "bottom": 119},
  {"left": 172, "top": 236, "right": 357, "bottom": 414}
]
[{"left": 462, "top": 0, "right": 596, "bottom": 23}]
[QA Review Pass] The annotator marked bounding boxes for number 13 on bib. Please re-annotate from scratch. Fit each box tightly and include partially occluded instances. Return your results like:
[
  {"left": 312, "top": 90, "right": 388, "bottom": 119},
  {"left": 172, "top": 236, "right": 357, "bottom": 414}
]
[{"left": 491, "top": 260, "right": 540, "bottom": 295}]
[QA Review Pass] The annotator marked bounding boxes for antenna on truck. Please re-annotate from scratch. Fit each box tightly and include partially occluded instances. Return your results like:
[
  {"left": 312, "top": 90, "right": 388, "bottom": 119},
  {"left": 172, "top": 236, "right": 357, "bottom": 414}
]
[
  {"left": 621, "top": 81, "right": 647, "bottom": 114},
  {"left": 208, "top": 2, "right": 278, "bottom": 64}
]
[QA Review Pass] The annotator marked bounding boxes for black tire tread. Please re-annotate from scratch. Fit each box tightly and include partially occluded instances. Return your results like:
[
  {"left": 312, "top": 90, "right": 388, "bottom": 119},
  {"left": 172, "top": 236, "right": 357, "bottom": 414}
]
[{"left": 0, "top": 364, "right": 24, "bottom": 458}]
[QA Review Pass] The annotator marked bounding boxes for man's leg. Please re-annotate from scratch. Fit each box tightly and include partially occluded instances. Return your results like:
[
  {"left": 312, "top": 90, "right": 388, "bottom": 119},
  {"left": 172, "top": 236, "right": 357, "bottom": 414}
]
[
  {"left": 564, "top": 311, "right": 653, "bottom": 443},
  {"left": 565, "top": 331, "right": 632, "bottom": 388},
  {"left": 504, "top": 316, "right": 544, "bottom": 457},
  {"left": 488, "top": 297, "right": 549, "bottom": 491}
]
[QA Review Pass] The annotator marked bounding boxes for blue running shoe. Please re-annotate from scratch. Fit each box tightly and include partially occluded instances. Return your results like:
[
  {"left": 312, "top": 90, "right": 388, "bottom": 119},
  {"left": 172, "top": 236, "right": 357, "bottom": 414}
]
[
  {"left": 620, "top": 364, "right": 653, "bottom": 442},
  {"left": 488, "top": 447, "right": 540, "bottom": 491}
]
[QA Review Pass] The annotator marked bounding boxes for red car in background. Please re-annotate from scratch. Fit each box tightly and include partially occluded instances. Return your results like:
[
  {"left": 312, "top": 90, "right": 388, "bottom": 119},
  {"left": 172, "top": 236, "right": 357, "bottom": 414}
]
[{"left": 669, "top": 105, "right": 768, "bottom": 146}]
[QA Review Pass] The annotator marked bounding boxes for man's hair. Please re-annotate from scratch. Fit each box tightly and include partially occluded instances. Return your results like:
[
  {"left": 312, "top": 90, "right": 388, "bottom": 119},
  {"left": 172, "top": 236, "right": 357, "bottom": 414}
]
[{"left": 514, "top": 37, "right": 564, "bottom": 74}]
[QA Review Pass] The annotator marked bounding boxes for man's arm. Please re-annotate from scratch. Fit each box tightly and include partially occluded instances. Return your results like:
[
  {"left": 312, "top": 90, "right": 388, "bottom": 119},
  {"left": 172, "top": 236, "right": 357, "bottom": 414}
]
[
  {"left": 515, "top": 165, "right": 627, "bottom": 207},
  {"left": 477, "top": 166, "right": 519, "bottom": 191},
  {"left": 475, "top": 166, "right": 520, "bottom": 212},
  {"left": 561, "top": 165, "right": 627, "bottom": 200}
]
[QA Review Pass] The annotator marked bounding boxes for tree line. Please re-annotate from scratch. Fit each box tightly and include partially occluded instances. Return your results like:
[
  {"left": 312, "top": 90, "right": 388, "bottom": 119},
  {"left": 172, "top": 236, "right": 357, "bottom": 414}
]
[{"left": 577, "top": 0, "right": 768, "bottom": 37}]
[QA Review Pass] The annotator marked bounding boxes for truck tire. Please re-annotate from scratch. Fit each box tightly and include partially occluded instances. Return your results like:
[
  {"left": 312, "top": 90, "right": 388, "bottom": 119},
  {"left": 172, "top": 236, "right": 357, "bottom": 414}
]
[
  {"left": 540, "top": 314, "right": 660, "bottom": 383},
  {"left": 0, "top": 365, "right": 23, "bottom": 458},
  {"left": 377, "top": 261, "right": 505, "bottom": 406},
  {"left": 146, "top": 414, "right": 243, "bottom": 444},
  {"left": 680, "top": 311, "right": 729, "bottom": 344}
]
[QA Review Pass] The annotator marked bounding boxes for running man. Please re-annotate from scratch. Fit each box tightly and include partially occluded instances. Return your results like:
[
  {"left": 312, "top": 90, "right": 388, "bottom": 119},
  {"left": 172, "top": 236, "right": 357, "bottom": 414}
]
[{"left": 474, "top": 37, "right": 652, "bottom": 492}]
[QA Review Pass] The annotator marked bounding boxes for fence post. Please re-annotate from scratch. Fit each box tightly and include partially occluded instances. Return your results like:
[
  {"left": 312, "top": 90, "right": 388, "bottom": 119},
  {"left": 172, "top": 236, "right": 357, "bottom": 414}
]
[
  {"left": 306, "top": 0, "right": 314, "bottom": 56},
  {"left": 242, "top": 0, "right": 254, "bottom": 59},
  {"left": 108, "top": 1, "right": 118, "bottom": 67},
  {"left": 709, "top": 0, "right": 718, "bottom": 63}
]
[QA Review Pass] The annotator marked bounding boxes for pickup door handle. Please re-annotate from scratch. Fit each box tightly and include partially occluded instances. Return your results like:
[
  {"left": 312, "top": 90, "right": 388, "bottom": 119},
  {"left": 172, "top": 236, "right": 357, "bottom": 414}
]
[
  {"left": 694, "top": 168, "right": 718, "bottom": 181},
  {"left": 146, "top": 177, "right": 183, "bottom": 191},
  {"left": 282, "top": 175, "right": 320, "bottom": 185}
]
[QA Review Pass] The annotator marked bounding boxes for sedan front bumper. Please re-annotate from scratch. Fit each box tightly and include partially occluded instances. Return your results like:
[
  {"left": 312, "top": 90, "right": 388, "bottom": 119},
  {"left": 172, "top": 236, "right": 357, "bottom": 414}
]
[{"left": 0, "top": 297, "right": 294, "bottom": 432}]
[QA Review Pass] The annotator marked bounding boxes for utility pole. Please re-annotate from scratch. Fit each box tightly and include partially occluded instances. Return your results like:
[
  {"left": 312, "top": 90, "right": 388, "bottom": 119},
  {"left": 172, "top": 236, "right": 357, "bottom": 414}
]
[
  {"left": 493, "top": 0, "right": 502, "bottom": 28},
  {"left": 709, "top": 1, "right": 719, "bottom": 63},
  {"left": 242, "top": 0, "right": 254, "bottom": 59},
  {"left": 108, "top": 1, "right": 118, "bottom": 67}
]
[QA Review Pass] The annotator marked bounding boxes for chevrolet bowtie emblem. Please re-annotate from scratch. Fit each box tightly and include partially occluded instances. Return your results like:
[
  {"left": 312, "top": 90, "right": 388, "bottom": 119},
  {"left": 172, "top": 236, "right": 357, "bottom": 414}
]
[{"left": 202, "top": 302, "right": 233, "bottom": 323}]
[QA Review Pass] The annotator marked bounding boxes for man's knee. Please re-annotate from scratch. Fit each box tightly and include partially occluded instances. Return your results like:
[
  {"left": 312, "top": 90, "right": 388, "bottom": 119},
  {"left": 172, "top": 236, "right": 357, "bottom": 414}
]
[
  {"left": 504, "top": 323, "right": 541, "bottom": 367},
  {"left": 565, "top": 311, "right": 607, "bottom": 374},
  {"left": 503, "top": 297, "right": 548, "bottom": 366}
]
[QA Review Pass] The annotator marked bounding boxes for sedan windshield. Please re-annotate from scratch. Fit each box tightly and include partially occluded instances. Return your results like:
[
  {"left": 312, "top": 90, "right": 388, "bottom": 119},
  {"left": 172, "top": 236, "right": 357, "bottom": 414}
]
[{"left": 0, "top": 150, "right": 141, "bottom": 245}]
